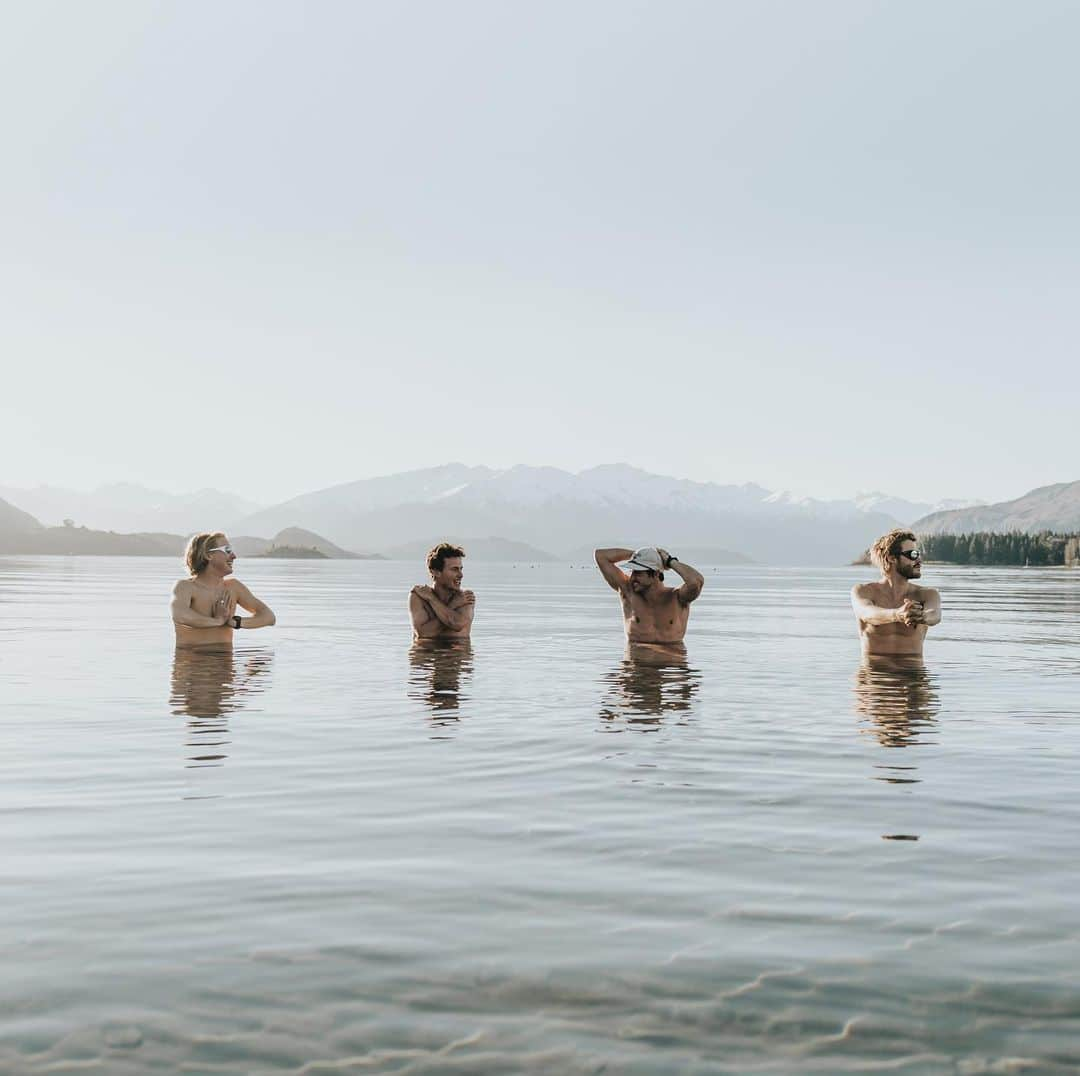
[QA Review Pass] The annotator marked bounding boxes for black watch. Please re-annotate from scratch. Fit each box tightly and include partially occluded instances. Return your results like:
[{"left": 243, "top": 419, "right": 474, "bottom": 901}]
[
  {"left": 231, "top": 615, "right": 242, "bottom": 630},
  {"left": 667, "top": 555, "right": 678, "bottom": 567}
]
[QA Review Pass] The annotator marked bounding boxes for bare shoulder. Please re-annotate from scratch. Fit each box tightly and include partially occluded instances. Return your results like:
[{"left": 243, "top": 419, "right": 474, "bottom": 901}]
[
  {"left": 226, "top": 577, "right": 255, "bottom": 600},
  {"left": 172, "top": 578, "right": 195, "bottom": 596},
  {"left": 914, "top": 584, "right": 940, "bottom": 602},
  {"left": 851, "top": 580, "right": 877, "bottom": 598}
]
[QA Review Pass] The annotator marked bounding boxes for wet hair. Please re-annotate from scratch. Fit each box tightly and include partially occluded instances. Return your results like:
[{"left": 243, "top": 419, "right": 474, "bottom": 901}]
[
  {"left": 185, "top": 532, "right": 226, "bottom": 576},
  {"left": 427, "top": 542, "right": 465, "bottom": 575},
  {"left": 869, "top": 528, "right": 916, "bottom": 572}
]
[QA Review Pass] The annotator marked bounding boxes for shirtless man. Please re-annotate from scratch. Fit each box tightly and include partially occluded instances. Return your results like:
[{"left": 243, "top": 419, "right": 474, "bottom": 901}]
[
  {"left": 171, "top": 532, "right": 276, "bottom": 648},
  {"left": 594, "top": 546, "right": 704, "bottom": 647},
  {"left": 851, "top": 528, "right": 941, "bottom": 657},
  {"left": 409, "top": 542, "right": 476, "bottom": 640}
]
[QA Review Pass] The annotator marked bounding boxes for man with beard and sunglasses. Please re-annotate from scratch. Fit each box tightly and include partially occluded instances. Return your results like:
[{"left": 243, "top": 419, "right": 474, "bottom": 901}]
[
  {"left": 171, "top": 532, "right": 276, "bottom": 648},
  {"left": 594, "top": 546, "right": 704, "bottom": 648},
  {"left": 851, "top": 528, "right": 941, "bottom": 656}
]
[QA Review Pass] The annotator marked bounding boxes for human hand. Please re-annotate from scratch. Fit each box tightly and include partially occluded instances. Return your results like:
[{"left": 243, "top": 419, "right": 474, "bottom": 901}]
[
  {"left": 214, "top": 589, "right": 237, "bottom": 626},
  {"left": 461, "top": 590, "right": 476, "bottom": 605},
  {"left": 412, "top": 585, "right": 434, "bottom": 602},
  {"left": 898, "top": 599, "right": 924, "bottom": 627},
  {"left": 656, "top": 548, "right": 673, "bottom": 569}
]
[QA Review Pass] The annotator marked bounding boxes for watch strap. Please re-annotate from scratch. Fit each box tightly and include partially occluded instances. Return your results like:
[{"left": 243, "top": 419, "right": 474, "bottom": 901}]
[{"left": 232, "top": 615, "right": 242, "bottom": 629}]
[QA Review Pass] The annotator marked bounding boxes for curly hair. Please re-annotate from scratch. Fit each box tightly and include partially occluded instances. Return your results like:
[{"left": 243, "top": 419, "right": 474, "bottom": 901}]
[
  {"left": 426, "top": 542, "right": 465, "bottom": 575},
  {"left": 869, "top": 528, "right": 916, "bottom": 572},
  {"left": 185, "top": 532, "right": 226, "bottom": 576}
]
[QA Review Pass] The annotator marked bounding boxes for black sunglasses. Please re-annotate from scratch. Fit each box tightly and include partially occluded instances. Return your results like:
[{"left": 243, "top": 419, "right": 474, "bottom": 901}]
[{"left": 897, "top": 549, "right": 921, "bottom": 561}]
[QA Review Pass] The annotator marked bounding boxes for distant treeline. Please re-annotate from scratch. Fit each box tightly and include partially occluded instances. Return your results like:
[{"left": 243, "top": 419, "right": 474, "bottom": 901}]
[{"left": 920, "top": 531, "right": 1080, "bottom": 566}]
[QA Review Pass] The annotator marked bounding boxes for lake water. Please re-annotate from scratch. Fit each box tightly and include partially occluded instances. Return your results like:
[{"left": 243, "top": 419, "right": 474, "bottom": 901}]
[{"left": 3, "top": 556, "right": 1080, "bottom": 1073}]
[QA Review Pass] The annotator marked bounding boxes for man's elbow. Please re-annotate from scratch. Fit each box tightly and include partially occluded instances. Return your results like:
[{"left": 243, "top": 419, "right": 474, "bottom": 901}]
[{"left": 266, "top": 610, "right": 276, "bottom": 626}]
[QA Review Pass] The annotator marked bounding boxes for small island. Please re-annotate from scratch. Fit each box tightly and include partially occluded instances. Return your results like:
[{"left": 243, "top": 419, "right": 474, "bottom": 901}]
[{"left": 252, "top": 545, "right": 330, "bottom": 559}]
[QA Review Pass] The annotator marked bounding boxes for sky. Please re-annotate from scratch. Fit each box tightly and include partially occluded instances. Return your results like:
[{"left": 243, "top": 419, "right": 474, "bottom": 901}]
[{"left": 1, "top": 0, "right": 1077, "bottom": 507}]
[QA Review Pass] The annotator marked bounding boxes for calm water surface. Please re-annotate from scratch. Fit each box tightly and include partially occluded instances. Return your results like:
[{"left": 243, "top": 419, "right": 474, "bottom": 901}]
[{"left": 3, "top": 557, "right": 1080, "bottom": 1073}]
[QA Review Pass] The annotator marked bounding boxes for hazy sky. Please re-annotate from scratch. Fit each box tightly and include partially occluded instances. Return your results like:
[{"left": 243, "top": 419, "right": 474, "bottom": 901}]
[{"left": 2, "top": 1, "right": 1077, "bottom": 506}]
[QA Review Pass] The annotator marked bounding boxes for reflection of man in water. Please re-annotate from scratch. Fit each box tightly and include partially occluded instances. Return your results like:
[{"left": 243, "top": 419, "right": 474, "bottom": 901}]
[
  {"left": 408, "top": 640, "right": 473, "bottom": 716},
  {"left": 171, "top": 532, "right": 276, "bottom": 649},
  {"left": 170, "top": 647, "right": 274, "bottom": 719},
  {"left": 170, "top": 647, "right": 273, "bottom": 767},
  {"left": 594, "top": 546, "right": 704, "bottom": 647},
  {"left": 851, "top": 529, "right": 940, "bottom": 656},
  {"left": 853, "top": 655, "right": 939, "bottom": 749},
  {"left": 409, "top": 543, "right": 475, "bottom": 640},
  {"left": 599, "top": 645, "right": 700, "bottom": 726}
]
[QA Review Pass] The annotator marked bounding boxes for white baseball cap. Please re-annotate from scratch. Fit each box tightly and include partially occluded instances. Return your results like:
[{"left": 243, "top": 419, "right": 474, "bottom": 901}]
[{"left": 621, "top": 547, "right": 664, "bottom": 573}]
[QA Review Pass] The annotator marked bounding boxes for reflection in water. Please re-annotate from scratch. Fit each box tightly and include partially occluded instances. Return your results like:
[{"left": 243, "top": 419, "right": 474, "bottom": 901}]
[
  {"left": 169, "top": 647, "right": 274, "bottom": 768},
  {"left": 854, "top": 655, "right": 939, "bottom": 786},
  {"left": 599, "top": 644, "right": 701, "bottom": 731},
  {"left": 408, "top": 640, "right": 474, "bottom": 730}
]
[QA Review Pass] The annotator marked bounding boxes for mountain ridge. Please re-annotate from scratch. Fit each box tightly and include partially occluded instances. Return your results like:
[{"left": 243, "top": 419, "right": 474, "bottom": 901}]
[
  {"left": 914, "top": 481, "right": 1080, "bottom": 535},
  {"left": 232, "top": 464, "right": 955, "bottom": 565}
]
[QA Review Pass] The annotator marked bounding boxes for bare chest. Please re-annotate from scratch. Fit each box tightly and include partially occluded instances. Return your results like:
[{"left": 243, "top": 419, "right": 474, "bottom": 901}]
[
  {"left": 188, "top": 581, "right": 230, "bottom": 616},
  {"left": 622, "top": 591, "right": 687, "bottom": 630}
]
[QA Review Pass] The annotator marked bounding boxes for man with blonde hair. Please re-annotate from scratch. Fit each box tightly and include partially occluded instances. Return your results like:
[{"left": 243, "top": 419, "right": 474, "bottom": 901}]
[
  {"left": 851, "top": 528, "right": 940, "bottom": 656},
  {"left": 409, "top": 542, "right": 475, "bottom": 640},
  {"left": 171, "top": 532, "right": 276, "bottom": 648}
]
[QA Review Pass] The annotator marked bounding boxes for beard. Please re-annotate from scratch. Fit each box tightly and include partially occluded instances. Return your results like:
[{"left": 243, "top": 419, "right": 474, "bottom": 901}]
[{"left": 898, "top": 562, "right": 921, "bottom": 580}]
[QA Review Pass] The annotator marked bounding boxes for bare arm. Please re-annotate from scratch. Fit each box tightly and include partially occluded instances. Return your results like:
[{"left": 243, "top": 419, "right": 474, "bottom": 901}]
[
  {"left": 229, "top": 580, "right": 276, "bottom": 629},
  {"left": 659, "top": 549, "right": 704, "bottom": 604},
  {"left": 909, "top": 588, "right": 941, "bottom": 627},
  {"left": 171, "top": 580, "right": 231, "bottom": 628},
  {"left": 851, "top": 584, "right": 910, "bottom": 626},
  {"left": 411, "top": 586, "right": 475, "bottom": 632},
  {"left": 409, "top": 591, "right": 441, "bottom": 637},
  {"left": 594, "top": 548, "right": 632, "bottom": 592}
]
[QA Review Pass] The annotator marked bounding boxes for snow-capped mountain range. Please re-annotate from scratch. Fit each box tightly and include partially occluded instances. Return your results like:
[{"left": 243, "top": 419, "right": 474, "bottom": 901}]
[
  {"left": 230, "top": 464, "right": 982, "bottom": 565},
  {"left": 0, "top": 465, "right": 985, "bottom": 564}
]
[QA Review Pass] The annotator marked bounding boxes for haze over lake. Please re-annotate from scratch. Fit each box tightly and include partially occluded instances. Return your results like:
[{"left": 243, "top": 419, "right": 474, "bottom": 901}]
[{"left": 4, "top": 556, "right": 1080, "bottom": 1072}]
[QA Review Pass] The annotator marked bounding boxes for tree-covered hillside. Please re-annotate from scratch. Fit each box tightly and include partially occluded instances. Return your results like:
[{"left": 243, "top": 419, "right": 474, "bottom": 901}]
[{"left": 920, "top": 531, "right": 1080, "bottom": 566}]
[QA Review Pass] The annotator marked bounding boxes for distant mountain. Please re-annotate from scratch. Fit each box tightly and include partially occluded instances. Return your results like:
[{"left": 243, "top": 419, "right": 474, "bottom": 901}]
[
  {"left": 0, "top": 497, "right": 42, "bottom": 534},
  {"left": 915, "top": 481, "right": 1080, "bottom": 535},
  {"left": 383, "top": 536, "right": 558, "bottom": 562},
  {"left": 261, "top": 527, "right": 383, "bottom": 559},
  {"left": 231, "top": 536, "right": 274, "bottom": 557},
  {"left": 0, "top": 515, "right": 363, "bottom": 561},
  {"left": 0, "top": 483, "right": 264, "bottom": 534},
  {"left": 0, "top": 522, "right": 184, "bottom": 557},
  {"left": 3, "top": 467, "right": 989, "bottom": 564},
  {"left": 853, "top": 491, "right": 986, "bottom": 524},
  {"left": 234, "top": 463, "right": 933, "bottom": 565}
]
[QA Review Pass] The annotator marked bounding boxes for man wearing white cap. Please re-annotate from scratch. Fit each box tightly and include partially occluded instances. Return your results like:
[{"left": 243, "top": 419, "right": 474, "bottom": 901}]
[{"left": 594, "top": 546, "right": 704, "bottom": 646}]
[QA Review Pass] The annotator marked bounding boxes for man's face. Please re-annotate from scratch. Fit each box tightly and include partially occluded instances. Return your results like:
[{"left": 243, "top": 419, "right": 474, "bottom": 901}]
[
  {"left": 207, "top": 536, "right": 236, "bottom": 575},
  {"left": 432, "top": 557, "right": 464, "bottom": 592},
  {"left": 894, "top": 540, "right": 921, "bottom": 580},
  {"left": 629, "top": 569, "right": 657, "bottom": 594}
]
